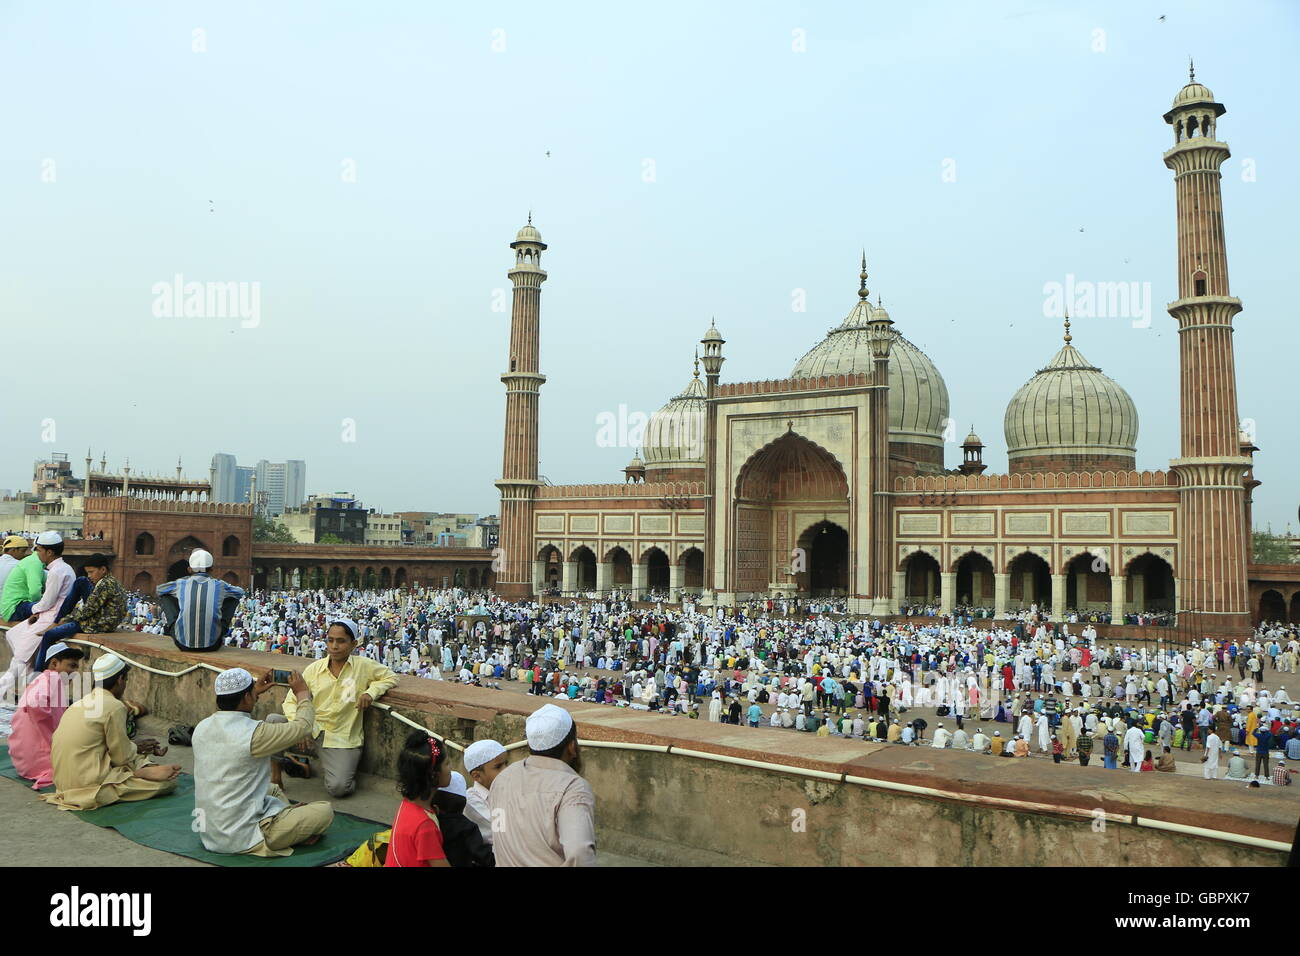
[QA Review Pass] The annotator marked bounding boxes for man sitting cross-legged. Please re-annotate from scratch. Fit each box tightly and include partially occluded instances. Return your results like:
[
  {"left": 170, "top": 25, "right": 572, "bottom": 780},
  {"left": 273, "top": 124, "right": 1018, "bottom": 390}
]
[
  {"left": 192, "top": 667, "right": 334, "bottom": 857},
  {"left": 44, "top": 653, "right": 181, "bottom": 810}
]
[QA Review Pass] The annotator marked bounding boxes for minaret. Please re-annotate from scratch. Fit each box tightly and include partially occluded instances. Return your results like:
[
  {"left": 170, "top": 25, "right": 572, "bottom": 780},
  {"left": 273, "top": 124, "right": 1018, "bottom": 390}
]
[
  {"left": 864, "top": 256, "right": 896, "bottom": 615},
  {"left": 1163, "top": 63, "right": 1252, "bottom": 636},
  {"left": 495, "top": 217, "right": 548, "bottom": 599},
  {"left": 699, "top": 319, "right": 725, "bottom": 598}
]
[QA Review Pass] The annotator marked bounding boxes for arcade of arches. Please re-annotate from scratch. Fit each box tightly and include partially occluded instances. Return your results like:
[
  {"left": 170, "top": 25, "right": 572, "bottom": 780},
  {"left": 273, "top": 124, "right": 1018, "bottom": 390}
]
[
  {"left": 538, "top": 544, "right": 705, "bottom": 595},
  {"left": 732, "top": 432, "right": 851, "bottom": 597},
  {"left": 897, "top": 549, "right": 1177, "bottom": 619}
]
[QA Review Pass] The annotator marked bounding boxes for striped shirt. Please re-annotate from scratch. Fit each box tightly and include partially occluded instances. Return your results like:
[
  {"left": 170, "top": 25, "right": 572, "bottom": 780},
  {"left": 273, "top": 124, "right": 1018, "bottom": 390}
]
[{"left": 157, "top": 572, "right": 245, "bottom": 650}]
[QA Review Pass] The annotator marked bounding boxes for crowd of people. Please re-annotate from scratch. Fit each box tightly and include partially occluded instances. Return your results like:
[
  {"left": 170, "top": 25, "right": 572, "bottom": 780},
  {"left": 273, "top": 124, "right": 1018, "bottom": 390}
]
[{"left": 4, "top": 547, "right": 1300, "bottom": 865}]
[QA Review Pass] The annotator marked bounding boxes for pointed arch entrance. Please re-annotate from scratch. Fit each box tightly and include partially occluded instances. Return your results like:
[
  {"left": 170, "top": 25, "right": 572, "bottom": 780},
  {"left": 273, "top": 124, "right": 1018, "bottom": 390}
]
[{"left": 732, "top": 431, "right": 850, "bottom": 597}]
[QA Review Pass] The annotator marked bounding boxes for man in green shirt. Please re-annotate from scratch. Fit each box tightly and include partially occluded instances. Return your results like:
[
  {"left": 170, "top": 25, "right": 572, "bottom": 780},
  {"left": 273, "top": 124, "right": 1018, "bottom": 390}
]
[{"left": 2, "top": 550, "right": 45, "bottom": 622}]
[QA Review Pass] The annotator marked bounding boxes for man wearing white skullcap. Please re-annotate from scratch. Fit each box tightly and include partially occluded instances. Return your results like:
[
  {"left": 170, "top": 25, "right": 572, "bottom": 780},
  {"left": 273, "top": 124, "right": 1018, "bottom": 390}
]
[
  {"left": 156, "top": 548, "right": 245, "bottom": 652},
  {"left": 44, "top": 654, "right": 182, "bottom": 810},
  {"left": 0, "top": 531, "right": 85, "bottom": 704},
  {"left": 488, "top": 703, "right": 596, "bottom": 867},
  {"left": 192, "top": 667, "right": 334, "bottom": 856},
  {"left": 463, "top": 738, "right": 508, "bottom": 842}
]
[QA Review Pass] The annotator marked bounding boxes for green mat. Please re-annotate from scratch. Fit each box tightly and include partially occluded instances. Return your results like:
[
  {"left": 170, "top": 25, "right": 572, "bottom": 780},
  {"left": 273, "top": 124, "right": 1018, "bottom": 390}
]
[{"left": 0, "top": 745, "right": 383, "bottom": 867}]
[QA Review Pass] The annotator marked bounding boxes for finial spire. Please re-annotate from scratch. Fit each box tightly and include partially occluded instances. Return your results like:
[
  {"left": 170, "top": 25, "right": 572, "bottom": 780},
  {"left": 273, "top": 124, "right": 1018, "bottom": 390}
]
[
  {"left": 1189, "top": 56, "right": 1195, "bottom": 83},
  {"left": 527, "top": 209, "right": 532, "bottom": 225},
  {"left": 693, "top": 348, "right": 700, "bottom": 378},
  {"left": 1063, "top": 309, "right": 1072, "bottom": 344},
  {"left": 858, "top": 251, "right": 869, "bottom": 300}
]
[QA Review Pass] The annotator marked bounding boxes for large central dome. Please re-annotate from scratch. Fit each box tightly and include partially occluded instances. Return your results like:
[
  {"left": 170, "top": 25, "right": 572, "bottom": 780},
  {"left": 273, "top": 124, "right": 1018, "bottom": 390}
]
[{"left": 791, "top": 294, "right": 950, "bottom": 455}]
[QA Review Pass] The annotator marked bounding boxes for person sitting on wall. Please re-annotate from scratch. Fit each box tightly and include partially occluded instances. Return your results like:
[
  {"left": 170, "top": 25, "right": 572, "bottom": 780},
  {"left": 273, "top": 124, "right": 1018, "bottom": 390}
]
[
  {"left": 34, "top": 553, "right": 127, "bottom": 671},
  {"left": 157, "top": 549, "right": 245, "bottom": 652}
]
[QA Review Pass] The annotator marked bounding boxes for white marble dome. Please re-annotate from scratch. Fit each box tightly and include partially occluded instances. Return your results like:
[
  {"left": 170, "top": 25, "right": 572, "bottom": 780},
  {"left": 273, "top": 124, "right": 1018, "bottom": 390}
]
[
  {"left": 790, "top": 296, "right": 950, "bottom": 449},
  {"left": 1003, "top": 328, "right": 1138, "bottom": 463},
  {"left": 643, "top": 372, "right": 707, "bottom": 468}
]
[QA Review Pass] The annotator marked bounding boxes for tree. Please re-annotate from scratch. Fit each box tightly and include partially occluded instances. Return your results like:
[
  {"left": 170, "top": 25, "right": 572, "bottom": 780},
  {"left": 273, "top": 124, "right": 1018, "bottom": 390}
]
[
  {"left": 1252, "top": 530, "right": 1297, "bottom": 564},
  {"left": 318, "top": 533, "right": 344, "bottom": 545},
  {"left": 253, "top": 515, "right": 296, "bottom": 543}
]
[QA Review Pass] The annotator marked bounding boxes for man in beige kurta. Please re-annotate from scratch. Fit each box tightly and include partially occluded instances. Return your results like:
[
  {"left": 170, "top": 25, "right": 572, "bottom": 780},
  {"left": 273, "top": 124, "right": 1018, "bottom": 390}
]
[{"left": 43, "top": 654, "right": 180, "bottom": 810}]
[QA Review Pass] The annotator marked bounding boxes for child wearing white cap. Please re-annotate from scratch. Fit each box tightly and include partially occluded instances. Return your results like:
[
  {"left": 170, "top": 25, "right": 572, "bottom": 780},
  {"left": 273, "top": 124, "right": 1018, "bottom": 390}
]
[{"left": 462, "top": 738, "right": 508, "bottom": 842}]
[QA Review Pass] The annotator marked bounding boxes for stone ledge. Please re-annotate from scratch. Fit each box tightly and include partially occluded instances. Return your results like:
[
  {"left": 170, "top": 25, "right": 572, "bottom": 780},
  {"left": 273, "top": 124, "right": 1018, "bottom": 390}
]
[{"left": 31, "top": 631, "right": 1297, "bottom": 852}]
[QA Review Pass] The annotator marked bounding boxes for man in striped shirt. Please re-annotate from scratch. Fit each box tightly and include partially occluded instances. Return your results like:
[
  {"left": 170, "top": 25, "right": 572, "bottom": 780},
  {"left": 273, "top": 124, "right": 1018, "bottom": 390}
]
[{"left": 157, "top": 549, "right": 245, "bottom": 652}]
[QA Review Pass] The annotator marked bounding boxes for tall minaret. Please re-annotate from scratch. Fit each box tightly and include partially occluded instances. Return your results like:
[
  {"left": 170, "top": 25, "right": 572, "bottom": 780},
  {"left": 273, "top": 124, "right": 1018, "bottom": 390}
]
[
  {"left": 863, "top": 258, "right": 896, "bottom": 615},
  {"left": 495, "top": 217, "right": 548, "bottom": 599},
  {"left": 1163, "top": 62, "right": 1252, "bottom": 636}
]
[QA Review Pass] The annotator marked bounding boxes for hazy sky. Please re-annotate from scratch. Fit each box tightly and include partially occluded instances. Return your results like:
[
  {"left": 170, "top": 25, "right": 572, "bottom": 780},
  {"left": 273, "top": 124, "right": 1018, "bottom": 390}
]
[{"left": 3, "top": 1, "right": 1296, "bottom": 530}]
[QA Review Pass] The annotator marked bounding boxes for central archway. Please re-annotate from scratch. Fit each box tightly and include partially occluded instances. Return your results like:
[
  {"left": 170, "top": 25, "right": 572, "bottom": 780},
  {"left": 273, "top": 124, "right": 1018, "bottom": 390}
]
[
  {"left": 732, "top": 431, "right": 850, "bottom": 596},
  {"left": 798, "top": 521, "right": 848, "bottom": 595}
]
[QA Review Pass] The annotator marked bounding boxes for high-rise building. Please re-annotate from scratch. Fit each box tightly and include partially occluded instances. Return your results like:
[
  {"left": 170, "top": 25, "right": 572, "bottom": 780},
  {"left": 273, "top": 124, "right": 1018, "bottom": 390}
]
[
  {"left": 254, "top": 459, "right": 306, "bottom": 516},
  {"left": 210, "top": 453, "right": 254, "bottom": 504}
]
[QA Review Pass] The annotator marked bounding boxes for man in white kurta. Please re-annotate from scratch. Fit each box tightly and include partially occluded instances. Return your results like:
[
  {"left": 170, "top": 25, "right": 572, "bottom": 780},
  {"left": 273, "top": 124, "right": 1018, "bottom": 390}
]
[
  {"left": 1124, "top": 723, "right": 1146, "bottom": 772},
  {"left": 1203, "top": 730, "right": 1222, "bottom": 779}
]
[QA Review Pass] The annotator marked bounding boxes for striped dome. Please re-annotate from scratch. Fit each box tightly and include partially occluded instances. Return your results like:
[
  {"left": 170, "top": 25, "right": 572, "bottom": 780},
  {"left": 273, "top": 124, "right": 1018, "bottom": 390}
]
[
  {"left": 1003, "top": 335, "right": 1138, "bottom": 462},
  {"left": 644, "top": 372, "right": 707, "bottom": 468},
  {"left": 791, "top": 297, "right": 950, "bottom": 448}
]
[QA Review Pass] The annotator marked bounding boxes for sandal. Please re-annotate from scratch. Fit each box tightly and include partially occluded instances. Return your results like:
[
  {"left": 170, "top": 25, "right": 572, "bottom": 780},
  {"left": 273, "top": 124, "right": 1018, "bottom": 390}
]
[{"left": 136, "top": 738, "right": 168, "bottom": 757}]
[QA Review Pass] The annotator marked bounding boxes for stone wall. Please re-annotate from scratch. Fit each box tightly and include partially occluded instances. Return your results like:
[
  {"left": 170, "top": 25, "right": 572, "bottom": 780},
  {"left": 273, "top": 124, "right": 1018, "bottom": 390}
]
[{"left": 7, "top": 632, "right": 1290, "bottom": 867}]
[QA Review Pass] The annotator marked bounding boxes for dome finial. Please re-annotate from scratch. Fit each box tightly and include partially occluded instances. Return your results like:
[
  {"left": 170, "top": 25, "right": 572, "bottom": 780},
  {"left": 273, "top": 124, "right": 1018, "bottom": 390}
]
[
  {"left": 1063, "top": 309, "right": 1072, "bottom": 344},
  {"left": 693, "top": 348, "right": 700, "bottom": 379},
  {"left": 858, "top": 250, "right": 869, "bottom": 300},
  {"left": 1188, "top": 55, "right": 1195, "bottom": 83},
  {"left": 527, "top": 209, "right": 532, "bottom": 225}
]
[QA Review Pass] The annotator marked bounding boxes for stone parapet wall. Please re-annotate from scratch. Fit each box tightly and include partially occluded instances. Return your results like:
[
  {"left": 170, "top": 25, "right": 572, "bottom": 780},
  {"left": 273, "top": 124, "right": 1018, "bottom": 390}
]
[{"left": 7, "top": 632, "right": 1288, "bottom": 867}]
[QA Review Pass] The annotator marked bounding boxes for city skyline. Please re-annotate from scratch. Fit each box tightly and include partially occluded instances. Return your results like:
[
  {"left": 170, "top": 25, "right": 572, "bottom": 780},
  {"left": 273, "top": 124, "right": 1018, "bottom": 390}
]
[{"left": 3, "top": 2, "right": 1296, "bottom": 531}]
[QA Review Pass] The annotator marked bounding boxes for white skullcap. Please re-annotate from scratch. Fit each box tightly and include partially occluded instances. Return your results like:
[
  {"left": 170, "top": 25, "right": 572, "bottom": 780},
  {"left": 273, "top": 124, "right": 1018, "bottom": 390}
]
[
  {"left": 43, "top": 641, "right": 73, "bottom": 659},
  {"left": 440, "top": 770, "right": 468, "bottom": 798},
  {"left": 330, "top": 618, "right": 359, "bottom": 640},
  {"left": 188, "top": 548, "right": 213, "bottom": 570},
  {"left": 215, "top": 667, "right": 254, "bottom": 696},
  {"left": 36, "top": 531, "right": 63, "bottom": 546},
  {"left": 463, "top": 738, "right": 506, "bottom": 773},
  {"left": 92, "top": 653, "right": 126, "bottom": 682},
  {"left": 526, "top": 703, "right": 575, "bottom": 751}
]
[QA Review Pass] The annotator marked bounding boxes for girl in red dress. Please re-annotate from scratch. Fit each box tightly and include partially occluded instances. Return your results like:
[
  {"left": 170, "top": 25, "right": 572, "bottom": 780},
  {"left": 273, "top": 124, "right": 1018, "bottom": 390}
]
[{"left": 386, "top": 730, "right": 452, "bottom": 867}]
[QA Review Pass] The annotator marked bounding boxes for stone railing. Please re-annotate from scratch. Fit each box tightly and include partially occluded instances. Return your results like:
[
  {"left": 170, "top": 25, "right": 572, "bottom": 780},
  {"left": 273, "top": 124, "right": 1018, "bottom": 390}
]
[
  {"left": 895, "top": 470, "right": 1172, "bottom": 492},
  {"left": 538, "top": 481, "right": 706, "bottom": 499},
  {"left": 84, "top": 496, "right": 254, "bottom": 515},
  {"left": 715, "top": 372, "right": 873, "bottom": 398}
]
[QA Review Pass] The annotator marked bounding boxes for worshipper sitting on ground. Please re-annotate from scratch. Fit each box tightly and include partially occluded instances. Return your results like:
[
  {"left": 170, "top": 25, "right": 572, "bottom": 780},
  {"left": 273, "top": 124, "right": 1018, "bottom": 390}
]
[
  {"left": 432, "top": 771, "right": 495, "bottom": 867},
  {"left": 1224, "top": 749, "right": 1250, "bottom": 780},
  {"left": 463, "top": 738, "right": 508, "bottom": 843},
  {"left": 1155, "top": 746, "right": 1178, "bottom": 772},
  {"left": 9, "top": 642, "right": 84, "bottom": 788},
  {"left": 1271, "top": 758, "right": 1291, "bottom": 787},
  {"left": 283, "top": 617, "right": 398, "bottom": 798},
  {"left": 157, "top": 549, "right": 245, "bottom": 652},
  {"left": 192, "top": 667, "right": 334, "bottom": 857},
  {"left": 35, "top": 553, "right": 127, "bottom": 671},
  {"left": 385, "top": 729, "right": 451, "bottom": 867},
  {"left": 489, "top": 703, "right": 596, "bottom": 867},
  {"left": 43, "top": 653, "right": 181, "bottom": 810},
  {"left": 0, "top": 532, "right": 84, "bottom": 705}
]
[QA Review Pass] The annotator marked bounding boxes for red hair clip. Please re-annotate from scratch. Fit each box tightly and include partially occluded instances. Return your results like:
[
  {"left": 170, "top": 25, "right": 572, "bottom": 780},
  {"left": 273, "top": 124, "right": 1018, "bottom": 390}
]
[{"left": 429, "top": 736, "right": 442, "bottom": 761}]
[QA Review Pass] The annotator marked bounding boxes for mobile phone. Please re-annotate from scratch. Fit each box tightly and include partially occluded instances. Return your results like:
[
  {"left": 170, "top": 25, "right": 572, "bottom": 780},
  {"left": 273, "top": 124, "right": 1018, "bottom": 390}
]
[{"left": 272, "top": 669, "right": 293, "bottom": 685}]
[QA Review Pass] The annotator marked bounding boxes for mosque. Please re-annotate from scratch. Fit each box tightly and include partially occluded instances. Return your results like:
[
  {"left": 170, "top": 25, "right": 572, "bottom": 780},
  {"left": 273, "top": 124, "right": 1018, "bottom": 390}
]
[{"left": 493, "top": 69, "right": 1267, "bottom": 639}]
